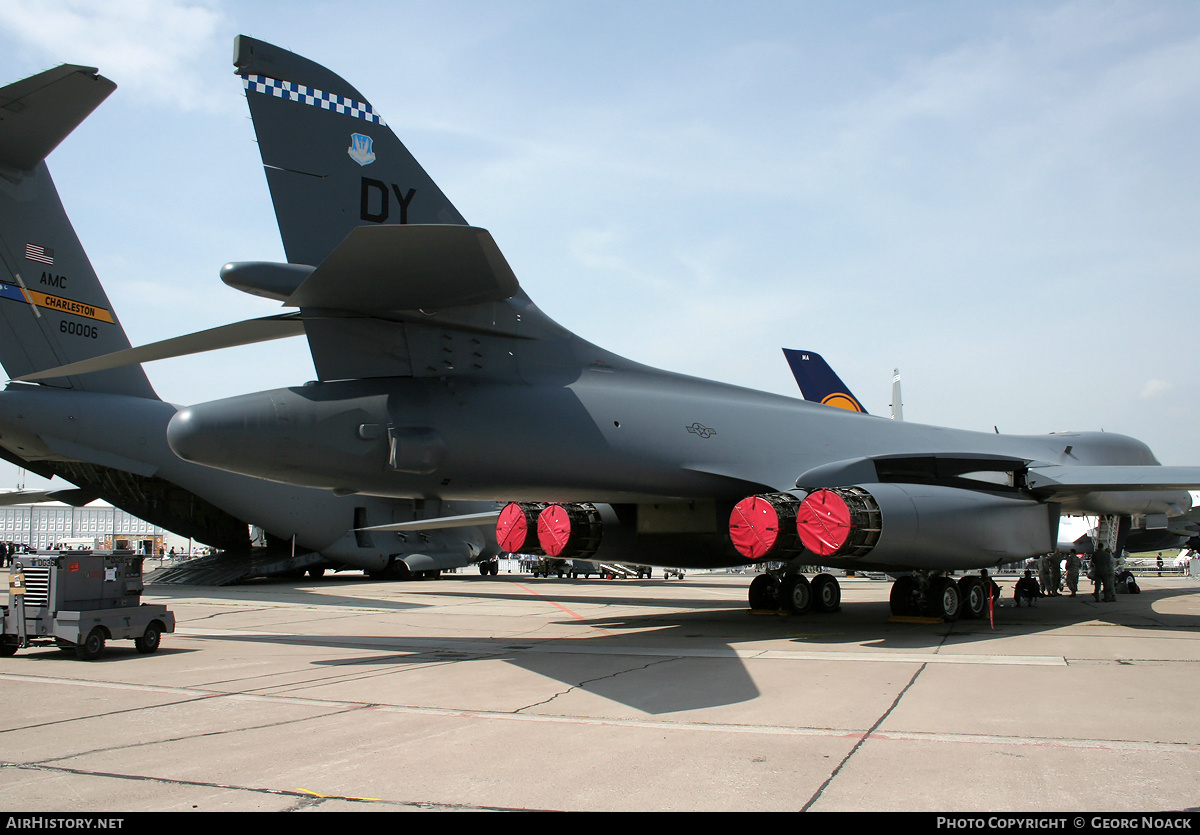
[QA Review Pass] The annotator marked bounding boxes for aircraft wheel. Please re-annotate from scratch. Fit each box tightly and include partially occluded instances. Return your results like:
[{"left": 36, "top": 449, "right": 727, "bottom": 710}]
[
  {"left": 748, "top": 574, "right": 780, "bottom": 610},
  {"left": 926, "top": 577, "right": 961, "bottom": 621},
  {"left": 0, "top": 640, "right": 17, "bottom": 657},
  {"left": 811, "top": 573, "right": 841, "bottom": 613},
  {"left": 958, "top": 577, "right": 986, "bottom": 620},
  {"left": 307, "top": 567, "right": 325, "bottom": 579},
  {"left": 889, "top": 575, "right": 920, "bottom": 616},
  {"left": 780, "top": 574, "right": 812, "bottom": 615},
  {"left": 135, "top": 622, "right": 163, "bottom": 654},
  {"left": 75, "top": 628, "right": 106, "bottom": 661}
]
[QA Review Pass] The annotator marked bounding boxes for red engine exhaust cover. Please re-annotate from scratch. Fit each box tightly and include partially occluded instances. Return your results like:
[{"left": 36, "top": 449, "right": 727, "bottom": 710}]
[
  {"left": 728, "top": 493, "right": 804, "bottom": 560},
  {"left": 536, "top": 502, "right": 602, "bottom": 559},
  {"left": 496, "top": 502, "right": 546, "bottom": 554},
  {"left": 795, "top": 489, "right": 852, "bottom": 557}
]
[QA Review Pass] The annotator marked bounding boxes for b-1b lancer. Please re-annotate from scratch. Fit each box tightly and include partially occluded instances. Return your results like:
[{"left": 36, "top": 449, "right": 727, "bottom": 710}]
[{"left": 28, "top": 37, "right": 1200, "bottom": 620}]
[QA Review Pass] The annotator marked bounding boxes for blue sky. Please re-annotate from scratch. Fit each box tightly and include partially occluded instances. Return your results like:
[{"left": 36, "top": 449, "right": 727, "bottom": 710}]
[{"left": 1, "top": 0, "right": 1198, "bottom": 494}]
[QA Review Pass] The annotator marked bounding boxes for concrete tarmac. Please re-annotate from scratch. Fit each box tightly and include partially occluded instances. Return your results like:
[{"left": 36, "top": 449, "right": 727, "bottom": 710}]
[{"left": 2, "top": 571, "right": 1198, "bottom": 812}]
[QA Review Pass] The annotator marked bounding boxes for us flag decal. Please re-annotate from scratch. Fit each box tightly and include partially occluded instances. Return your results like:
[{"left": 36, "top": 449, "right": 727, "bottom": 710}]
[{"left": 25, "top": 243, "right": 54, "bottom": 265}]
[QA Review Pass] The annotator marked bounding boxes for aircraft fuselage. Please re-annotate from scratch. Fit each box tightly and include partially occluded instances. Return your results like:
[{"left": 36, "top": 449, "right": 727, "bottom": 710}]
[{"left": 165, "top": 366, "right": 1175, "bottom": 514}]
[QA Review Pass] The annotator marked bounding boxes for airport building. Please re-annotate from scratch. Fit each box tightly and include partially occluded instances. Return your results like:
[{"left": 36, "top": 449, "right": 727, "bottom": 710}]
[{"left": 0, "top": 500, "right": 168, "bottom": 553}]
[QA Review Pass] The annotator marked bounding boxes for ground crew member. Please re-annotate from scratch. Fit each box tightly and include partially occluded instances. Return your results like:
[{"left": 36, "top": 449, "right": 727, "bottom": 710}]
[{"left": 1065, "top": 549, "right": 1081, "bottom": 596}]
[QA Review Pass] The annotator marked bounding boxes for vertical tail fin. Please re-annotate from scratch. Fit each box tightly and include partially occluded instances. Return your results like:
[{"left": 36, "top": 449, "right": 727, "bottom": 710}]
[
  {"left": 782, "top": 349, "right": 866, "bottom": 413},
  {"left": 0, "top": 65, "right": 157, "bottom": 399},
  {"left": 233, "top": 35, "right": 468, "bottom": 267}
]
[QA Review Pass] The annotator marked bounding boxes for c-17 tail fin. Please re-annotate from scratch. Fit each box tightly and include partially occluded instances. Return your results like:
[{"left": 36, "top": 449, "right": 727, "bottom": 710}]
[
  {"left": 0, "top": 65, "right": 157, "bottom": 399},
  {"left": 233, "top": 35, "right": 468, "bottom": 267},
  {"left": 782, "top": 349, "right": 865, "bottom": 414}
]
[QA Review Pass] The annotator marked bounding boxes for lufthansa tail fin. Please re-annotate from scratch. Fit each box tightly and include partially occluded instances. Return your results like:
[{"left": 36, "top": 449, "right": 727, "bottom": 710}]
[
  {"left": 782, "top": 349, "right": 866, "bottom": 414},
  {"left": 0, "top": 66, "right": 157, "bottom": 399},
  {"left": 233, "top": 35, "right": 468, "bottom": 267}
]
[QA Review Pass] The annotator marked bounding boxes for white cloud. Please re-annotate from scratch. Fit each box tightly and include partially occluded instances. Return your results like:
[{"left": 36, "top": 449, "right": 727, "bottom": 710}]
[
  {"left": 1140, "top": 379, "right": 1172, "bottom": 400},
  {"left": 0, "top": 0, "right": 229, "bottom": 112}
]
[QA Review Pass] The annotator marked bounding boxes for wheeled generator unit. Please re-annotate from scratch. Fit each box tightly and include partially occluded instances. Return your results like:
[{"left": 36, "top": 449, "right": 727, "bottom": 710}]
[{"left": 2, "top": 551, "right": 175, "bottom": 661}]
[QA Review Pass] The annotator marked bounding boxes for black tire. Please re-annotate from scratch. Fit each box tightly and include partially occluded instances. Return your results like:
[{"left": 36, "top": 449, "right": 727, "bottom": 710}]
[
  {"left": 926, "top": 577, "right": 961, "bottom": 621},
  {"left": 0, "top": 641, "right": 17, "bottom": 657},
  {"left": 958, "top": 577, "right": 986, "bottom": 620},
  {"left": 748, "top": 574, "right": 780, "bottom": 610},
  {"left": 307, "top": 567, "right": 326, "bottom": 579},
  {"left": 135, "top": 622, "right": 163, "bottom": 654},
  {"left": 75, "top": 627, "right": 106, "bottom": 661},
  {"left": 780, "top": 575, "right": 812, "bottom": 615},
  {"left": 889, "top": 575, "right": 919, "bottom": 616},
  {"left": 811, "top": 573, "right": 841, "bottom": 613}
]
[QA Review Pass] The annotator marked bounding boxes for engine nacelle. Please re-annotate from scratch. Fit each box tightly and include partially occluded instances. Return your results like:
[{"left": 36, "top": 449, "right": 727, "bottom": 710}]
[
  {"left": 730, "top": 484, "right": 1057, "bottom": 570},
  {"left": 537, "top": 502, "right": 603, "bottom": 559}
]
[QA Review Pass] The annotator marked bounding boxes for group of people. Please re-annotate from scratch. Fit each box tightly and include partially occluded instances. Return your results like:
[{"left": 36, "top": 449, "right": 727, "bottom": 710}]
[
  {"left": 1013, "top": 546, "right": 1136, "bottom": 606},
  {"left": 0, "top": 541, "right": 23, "bottom": 568}
]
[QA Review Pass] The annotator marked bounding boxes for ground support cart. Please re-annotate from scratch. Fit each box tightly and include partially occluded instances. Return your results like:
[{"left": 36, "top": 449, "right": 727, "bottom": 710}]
[{"left": 2, "top": 551, "right": 175, "bottom": 661}]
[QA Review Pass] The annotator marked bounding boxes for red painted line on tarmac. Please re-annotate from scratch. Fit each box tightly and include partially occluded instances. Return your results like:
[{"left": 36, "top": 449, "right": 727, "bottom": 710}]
[{"left": 510, "top": 582, "right": 615, "bottom": 636}]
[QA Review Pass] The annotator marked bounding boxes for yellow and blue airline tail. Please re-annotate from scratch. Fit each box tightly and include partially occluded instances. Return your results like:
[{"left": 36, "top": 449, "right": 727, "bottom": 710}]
[{"left": 782, "top": 349, "right": 865, "bottom": 414}]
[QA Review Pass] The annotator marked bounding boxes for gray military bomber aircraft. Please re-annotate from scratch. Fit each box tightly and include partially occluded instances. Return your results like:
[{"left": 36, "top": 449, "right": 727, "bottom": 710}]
[
  {"left": 23, "top": 37, "right": 1200, "bottom": 620},
  {"left": 0, "top": 62, "right": 499, "bottom": 580}
]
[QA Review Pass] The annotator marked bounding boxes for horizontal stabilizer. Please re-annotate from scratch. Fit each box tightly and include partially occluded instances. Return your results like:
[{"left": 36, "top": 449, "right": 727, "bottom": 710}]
[
  {"left": 0, "top": 65, "right": 115, "bottom": 171},
  {"left": 0, "top": 490, "right": 55, "bottom": 507},
  {"left": 12, "top": 314, "right": 305, "bottom": 382},
  {"left": 356, "top": 510, "right": 501, "bottom": 533},
  {"left": 286, "top": 225, "right": 519, "bottom": 311},
  {"left": 0, "top": 487, "right": 104, "bottom": 508}
]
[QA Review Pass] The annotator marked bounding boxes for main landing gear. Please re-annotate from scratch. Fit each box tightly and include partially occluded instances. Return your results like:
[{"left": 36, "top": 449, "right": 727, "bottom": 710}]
[
  {"left": 749, "top": 570, "right": 995, "bottom": 621},
  {"left": 888, "top": 571, "right": 996, "bottom": 621},
  {"left": 747, "top": 571, "right": 841, "bottom": 615}
]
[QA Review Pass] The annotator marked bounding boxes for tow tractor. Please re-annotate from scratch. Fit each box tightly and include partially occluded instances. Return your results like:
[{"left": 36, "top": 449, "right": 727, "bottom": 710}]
[{"left": 2, "top": 550, "right": 175, "bottom": 661}]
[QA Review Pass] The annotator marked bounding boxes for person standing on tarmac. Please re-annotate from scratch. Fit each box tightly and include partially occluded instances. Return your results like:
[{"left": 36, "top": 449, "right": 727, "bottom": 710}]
[
  {"left": 1065, "top": 549, "right": 1081, "bottom": 597},
  {"left": 1039, "top": 552, "right": 1052, "bottom": 596},
  {"left": 1093, "top": 545, "right": 1117, "bottom": 602}
]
